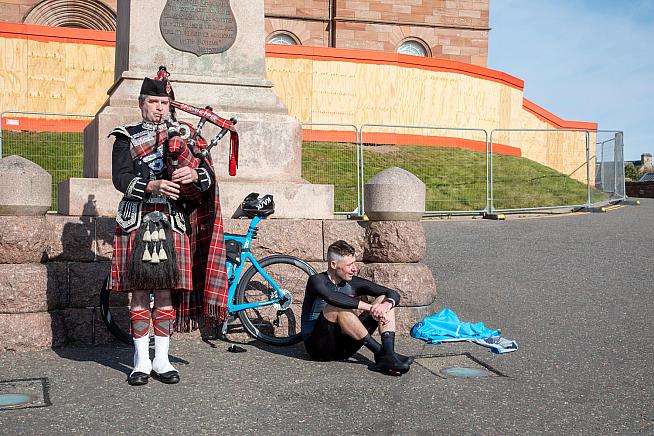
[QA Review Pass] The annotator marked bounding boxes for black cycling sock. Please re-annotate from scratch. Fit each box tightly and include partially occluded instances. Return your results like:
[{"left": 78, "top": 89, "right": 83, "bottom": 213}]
[
  {"left": 362, "top": 334, "right": 382, "bottom": 354},
  {"left": 381, "top": 331, "right": 395, "bottom": 354}
]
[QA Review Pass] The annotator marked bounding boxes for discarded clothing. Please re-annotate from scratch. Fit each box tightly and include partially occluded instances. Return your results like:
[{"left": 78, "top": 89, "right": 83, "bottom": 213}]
[
  {"left": 411, "top": 308, "right": 518, "bottom": 354},
  {"left": 472, "top": 336, "right": 518, "bottom": 354},
  {"left": 411, "top": 308, "right": 500, "bottom": 342}
]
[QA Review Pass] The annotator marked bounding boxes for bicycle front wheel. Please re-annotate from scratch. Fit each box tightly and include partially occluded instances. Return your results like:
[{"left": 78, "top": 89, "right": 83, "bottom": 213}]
[{"left": 236, "top": 255, "right": 316, "bottom": 346}]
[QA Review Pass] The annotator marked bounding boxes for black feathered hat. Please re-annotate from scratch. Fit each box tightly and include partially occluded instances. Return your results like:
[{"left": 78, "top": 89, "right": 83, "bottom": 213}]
[{"left": 140, "top": 77, "right": 168, "bottom": 97}]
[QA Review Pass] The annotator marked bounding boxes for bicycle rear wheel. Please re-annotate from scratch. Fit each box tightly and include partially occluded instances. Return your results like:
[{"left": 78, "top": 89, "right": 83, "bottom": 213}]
[
  {"left": 99, "top": 275, "right": 134, "bottom": 345},
  {"left": 100, "top": 276, "right": 157, "bottom": 346},
  {"left": 236, "top": 255, "right": 316, "bottom": 346}
]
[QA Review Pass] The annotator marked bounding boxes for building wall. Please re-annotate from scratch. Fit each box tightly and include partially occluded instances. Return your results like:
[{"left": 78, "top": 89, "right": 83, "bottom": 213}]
[
  {"left": 1, "top": 0, "right": 488, "bottom": 66},
  {"left": 265, "top": 0, "right": 490, "bottom": 66},
  {"left": 0, "top": 0, "right": 117, "bottom": 25}
]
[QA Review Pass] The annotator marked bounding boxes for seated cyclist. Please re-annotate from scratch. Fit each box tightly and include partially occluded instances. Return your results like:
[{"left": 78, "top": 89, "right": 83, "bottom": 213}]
[{"left": 301, "top": 240, "right": 414, "bottom": 375}]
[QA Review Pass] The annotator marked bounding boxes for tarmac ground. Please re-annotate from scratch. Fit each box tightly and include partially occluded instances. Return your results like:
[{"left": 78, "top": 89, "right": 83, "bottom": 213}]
[{"left": 1, "top": 199, "right": 652, "bottom": 435}]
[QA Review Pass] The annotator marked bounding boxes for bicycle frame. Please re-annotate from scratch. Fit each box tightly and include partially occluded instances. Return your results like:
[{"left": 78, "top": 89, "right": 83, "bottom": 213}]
[{"left": 224, "top": 216, "right": 287, "bottom": 313}]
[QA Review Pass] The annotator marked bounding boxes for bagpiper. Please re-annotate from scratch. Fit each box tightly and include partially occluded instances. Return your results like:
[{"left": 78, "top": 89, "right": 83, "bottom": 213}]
[{"left": 109, "top": 76, "right": 229, "bottom": 386}]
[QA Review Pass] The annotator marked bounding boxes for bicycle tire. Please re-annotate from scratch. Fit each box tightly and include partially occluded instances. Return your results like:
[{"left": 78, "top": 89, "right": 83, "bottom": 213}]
[
  {"left": 236, "top": 255, "right": 316, "bottom": 346},
  {"left": 99, "top": 275, "right": 134, "bottom": 345}
]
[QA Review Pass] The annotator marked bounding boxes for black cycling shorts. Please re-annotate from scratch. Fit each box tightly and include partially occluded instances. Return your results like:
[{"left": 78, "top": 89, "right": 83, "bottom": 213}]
[{"left": 304, "top": 312, "right": 378, "bottom": 361}]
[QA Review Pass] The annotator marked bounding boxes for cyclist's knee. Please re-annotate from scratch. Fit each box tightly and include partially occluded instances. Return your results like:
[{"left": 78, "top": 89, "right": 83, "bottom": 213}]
[{"left": 323, "top": 305, "right": 356, "bottom": 322}]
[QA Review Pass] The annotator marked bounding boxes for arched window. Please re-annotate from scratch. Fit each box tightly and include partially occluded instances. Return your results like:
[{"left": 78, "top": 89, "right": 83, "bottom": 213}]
[
  {"left": 267, "top": 32, "right": 300, "bottom": 45},
  {"left": 24, "top": 0, "right": 116, "bottom": 31},
  {"left": 397, "top": 39, "right": 430, "bottom": 57}
]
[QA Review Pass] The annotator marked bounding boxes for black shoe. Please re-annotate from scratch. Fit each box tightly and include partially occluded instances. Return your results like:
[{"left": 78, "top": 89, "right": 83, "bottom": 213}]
[
  {"left": 396, "top": 353, "right": 415, "bottom": 366},
  {"left": 374, "top": 352, "right": 411, "bottom": 375},
  {"left": 151, "top": 370, "right": 180, "bottom": 384},
  {"left": 127, "top": 371, "right": 149, "bottom": 386}
]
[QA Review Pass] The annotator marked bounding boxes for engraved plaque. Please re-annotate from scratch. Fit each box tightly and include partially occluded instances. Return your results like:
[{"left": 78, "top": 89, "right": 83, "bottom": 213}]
[{"left": 160, "top": 0, "right": 237, "bottom": 56}]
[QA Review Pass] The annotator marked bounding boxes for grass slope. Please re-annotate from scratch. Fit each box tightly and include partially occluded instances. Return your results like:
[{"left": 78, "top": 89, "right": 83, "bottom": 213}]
[{"left": 302, "top": 142, "right": 608, "bottom": 213}]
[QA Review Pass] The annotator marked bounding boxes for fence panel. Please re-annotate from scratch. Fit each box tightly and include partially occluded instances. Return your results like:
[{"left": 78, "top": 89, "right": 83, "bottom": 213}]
[
  {"left": 0, "top": 111, "right": 92, "bottom": 211},
  {"left": 594, "top": 130, "right": 625, "bottom": 203},
  {"left": 300, "top": 124, "right": 360, "bottom": 214},
  {"left": 489, "top": 128, "right": 596, "bottom": 212},
  {"left": 360, "top": 124, "right": 489, "bottom": 215}
]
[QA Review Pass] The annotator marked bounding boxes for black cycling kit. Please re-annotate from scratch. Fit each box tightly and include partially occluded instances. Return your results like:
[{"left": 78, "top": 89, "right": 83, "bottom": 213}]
[{"left": 301, "top": 272, "right": 401, "bottom": 361}]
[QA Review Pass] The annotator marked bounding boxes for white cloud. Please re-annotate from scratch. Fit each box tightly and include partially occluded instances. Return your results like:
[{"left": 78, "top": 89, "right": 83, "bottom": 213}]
[{"left": 489, "top": 0, "right": 654, "bottom": 160}]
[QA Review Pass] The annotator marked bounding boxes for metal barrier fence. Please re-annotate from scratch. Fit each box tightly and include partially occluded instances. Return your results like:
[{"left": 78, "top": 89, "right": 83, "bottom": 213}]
[
  {"left": 594, "top": 130, "right": 625, "bottom": 202},
  {"left": 301, "top": 124, "right": 360, "bottom": 214},
  {"left": 360, "top": 124, "right": 489, "bottom": 215},
  {"left": 0, "top": 111, "right": 93, "bottom": 211},
  {"left": 1, "top": 112, "right": 625, "bottom": 217},
  {"left": 489, "top": 128, "right": 593, "bottom": 212}
]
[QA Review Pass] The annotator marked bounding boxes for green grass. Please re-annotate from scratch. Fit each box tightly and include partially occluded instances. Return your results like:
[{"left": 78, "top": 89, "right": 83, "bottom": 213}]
[
  {"left": 1, "top": 131, "right": 84, "bottom": 210},
  {"left": 302, "top": 141, "right": 609, "bottom": 213}
]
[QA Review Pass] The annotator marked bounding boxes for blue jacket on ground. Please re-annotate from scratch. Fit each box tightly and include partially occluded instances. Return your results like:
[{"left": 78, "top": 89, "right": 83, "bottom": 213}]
[{"left": 410, "top": 308, "right": 500, "bottom": 343}]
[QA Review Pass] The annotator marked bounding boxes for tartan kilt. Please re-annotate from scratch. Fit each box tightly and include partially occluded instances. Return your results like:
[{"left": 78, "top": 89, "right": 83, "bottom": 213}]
[{"left": 110, "top": 203, "right": 193, "bottom": 292}]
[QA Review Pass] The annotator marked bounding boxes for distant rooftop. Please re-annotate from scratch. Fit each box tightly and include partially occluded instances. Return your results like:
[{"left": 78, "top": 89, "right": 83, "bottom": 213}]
[{"left": 638, "top": 173, "right": 654, "bottom": 182}]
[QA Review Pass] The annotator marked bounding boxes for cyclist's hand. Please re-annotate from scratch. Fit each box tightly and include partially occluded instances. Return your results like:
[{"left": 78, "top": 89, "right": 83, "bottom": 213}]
[
  {"left": 369, "top": 300, "right": 392, "bottom": 320},
  {"left": 171, "top": 166, "right": 198, "bottom": 185},
  {"left": 146, "top": 179, "right": 180, "bottom": 200}
]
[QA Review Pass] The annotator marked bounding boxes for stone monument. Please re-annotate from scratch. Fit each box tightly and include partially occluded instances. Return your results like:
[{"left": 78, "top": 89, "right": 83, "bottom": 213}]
[{"left": 68, "top": 0, "right": 332, "bottom": 219}]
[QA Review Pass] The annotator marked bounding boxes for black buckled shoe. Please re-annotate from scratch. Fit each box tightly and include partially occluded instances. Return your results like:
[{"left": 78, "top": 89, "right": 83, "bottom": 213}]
[
  {"left": 127, "top": 371, "right": 149, "bottom": 386},
  {"left": 374, "top": 352, "right": 411, "bottom": 375},
  {"left": 151, "top": 370, "right": 180, "bottom": 384}
]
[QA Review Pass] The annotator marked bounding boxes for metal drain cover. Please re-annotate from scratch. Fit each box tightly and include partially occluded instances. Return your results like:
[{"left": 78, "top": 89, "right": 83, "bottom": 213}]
[
  {"left": 0, "top": 393, "right": 34, "bottom": 407},
  {"left": 0, "top": 378, "right": 50, "bottom": 410},
  {"left": 416, "top": 353, "right": 504, "bottom": 379},
  {"left": 441, "top": 367, "right": 492, "bottom": 378}
]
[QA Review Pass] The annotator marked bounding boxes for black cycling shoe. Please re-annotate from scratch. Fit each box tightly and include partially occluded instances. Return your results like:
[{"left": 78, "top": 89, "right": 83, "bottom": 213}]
[
  {"left": 374, "top": 352, "right": 411, "bottom": 375},
  {"left": 127, "top": 371, "right": 149, "bottom": 386},
  {"left": 397, "top": 353, "right": 415, "bottom": 366},
  {"left": 150, "top": 370, "right": 180, "bottom": 384}
]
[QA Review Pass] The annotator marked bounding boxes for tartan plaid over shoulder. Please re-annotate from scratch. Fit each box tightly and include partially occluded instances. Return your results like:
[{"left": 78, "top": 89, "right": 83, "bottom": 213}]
[
  {"left": 185, "top": 172, "right": 230, "bottom": 329},
  {"left": 172, "top": 142, "right": 229, "bottom": 331}
]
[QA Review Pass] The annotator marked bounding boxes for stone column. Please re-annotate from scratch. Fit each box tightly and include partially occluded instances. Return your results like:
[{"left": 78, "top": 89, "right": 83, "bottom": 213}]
[{"left": 73, "top": 0, "right": 333, "bottom": 219}]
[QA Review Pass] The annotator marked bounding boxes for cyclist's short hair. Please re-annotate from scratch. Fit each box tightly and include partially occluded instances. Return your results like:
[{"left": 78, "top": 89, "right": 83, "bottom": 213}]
[{"left": 326, "top": 240, "right": 356, "bottom": 263}]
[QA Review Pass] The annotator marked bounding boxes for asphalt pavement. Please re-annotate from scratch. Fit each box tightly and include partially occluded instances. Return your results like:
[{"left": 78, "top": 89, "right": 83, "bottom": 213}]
[{"left": 1, "top": 200, "right": 652, "bottom": 435}]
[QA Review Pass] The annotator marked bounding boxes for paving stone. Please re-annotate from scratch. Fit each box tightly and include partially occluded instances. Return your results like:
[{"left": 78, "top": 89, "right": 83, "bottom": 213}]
[
  {"left": 363, "top": 221, "right": 426, "bottom": 263},
  {"left": 0, "top": 312, "right": 65, "bottom": 351},
  {"left": 224, "top": 218, "right": 323, "bottom": 261},
  {"left": 0, "top": 216, "right": 49, "bottom": 264},
  {"left": 357, "top": 262, "right": 437, "bottom": 306},
  {"left": 0, "top": 264, "right": 62, "bottom": 313},
  {"left": 323, "top": 220, "right": 366, "bottom": 260},
  {"left": 69, "top": 262, "right": 112, "bottom": 308},
  {"left": 95, "top": 217, "right": 116, "bottom": 260},
  {"left": 46, "top": 215, "right": 96, "bottom": 262}
]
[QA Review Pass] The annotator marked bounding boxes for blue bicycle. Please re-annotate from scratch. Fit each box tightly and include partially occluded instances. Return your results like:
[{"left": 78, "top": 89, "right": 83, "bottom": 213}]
[{"left": 100, "top": 209, "right": 316, "bottom": 346}]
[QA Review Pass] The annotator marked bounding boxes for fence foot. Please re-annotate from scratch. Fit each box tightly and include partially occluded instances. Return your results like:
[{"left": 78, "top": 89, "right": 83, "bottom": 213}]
[
  {"left": 579, "top": 206, "right": 608, "bottom": 213},
  {"left": 621, "top": 199, "right": 641, "bottom": 206},
  {"left": 483, "top": 213, "right": 505, "bottom": 220}
]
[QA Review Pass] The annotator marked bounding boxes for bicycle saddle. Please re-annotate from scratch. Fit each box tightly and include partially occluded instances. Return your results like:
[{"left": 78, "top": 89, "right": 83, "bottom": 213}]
[{"left": 241, "top": 192, "right": 275, "bottom": 218}]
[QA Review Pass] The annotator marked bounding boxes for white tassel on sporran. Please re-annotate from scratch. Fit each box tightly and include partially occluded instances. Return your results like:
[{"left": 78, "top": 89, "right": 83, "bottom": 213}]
[
  {"left": 142, "top": 243, "right": 152, "bottom": 262},
  {"left": 151, "top": 224, "right": 160, "bottom": 242}
]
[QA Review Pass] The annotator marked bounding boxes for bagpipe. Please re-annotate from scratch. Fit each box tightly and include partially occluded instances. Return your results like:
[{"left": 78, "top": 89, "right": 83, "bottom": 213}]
[{"left": 168, "top": 100, "right": 239, "bottom": 176}]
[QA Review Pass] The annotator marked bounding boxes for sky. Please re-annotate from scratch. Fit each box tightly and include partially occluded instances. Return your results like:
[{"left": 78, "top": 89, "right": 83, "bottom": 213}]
[{"left": 488, "top": 0, "right": 654, "bottom": 161}]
